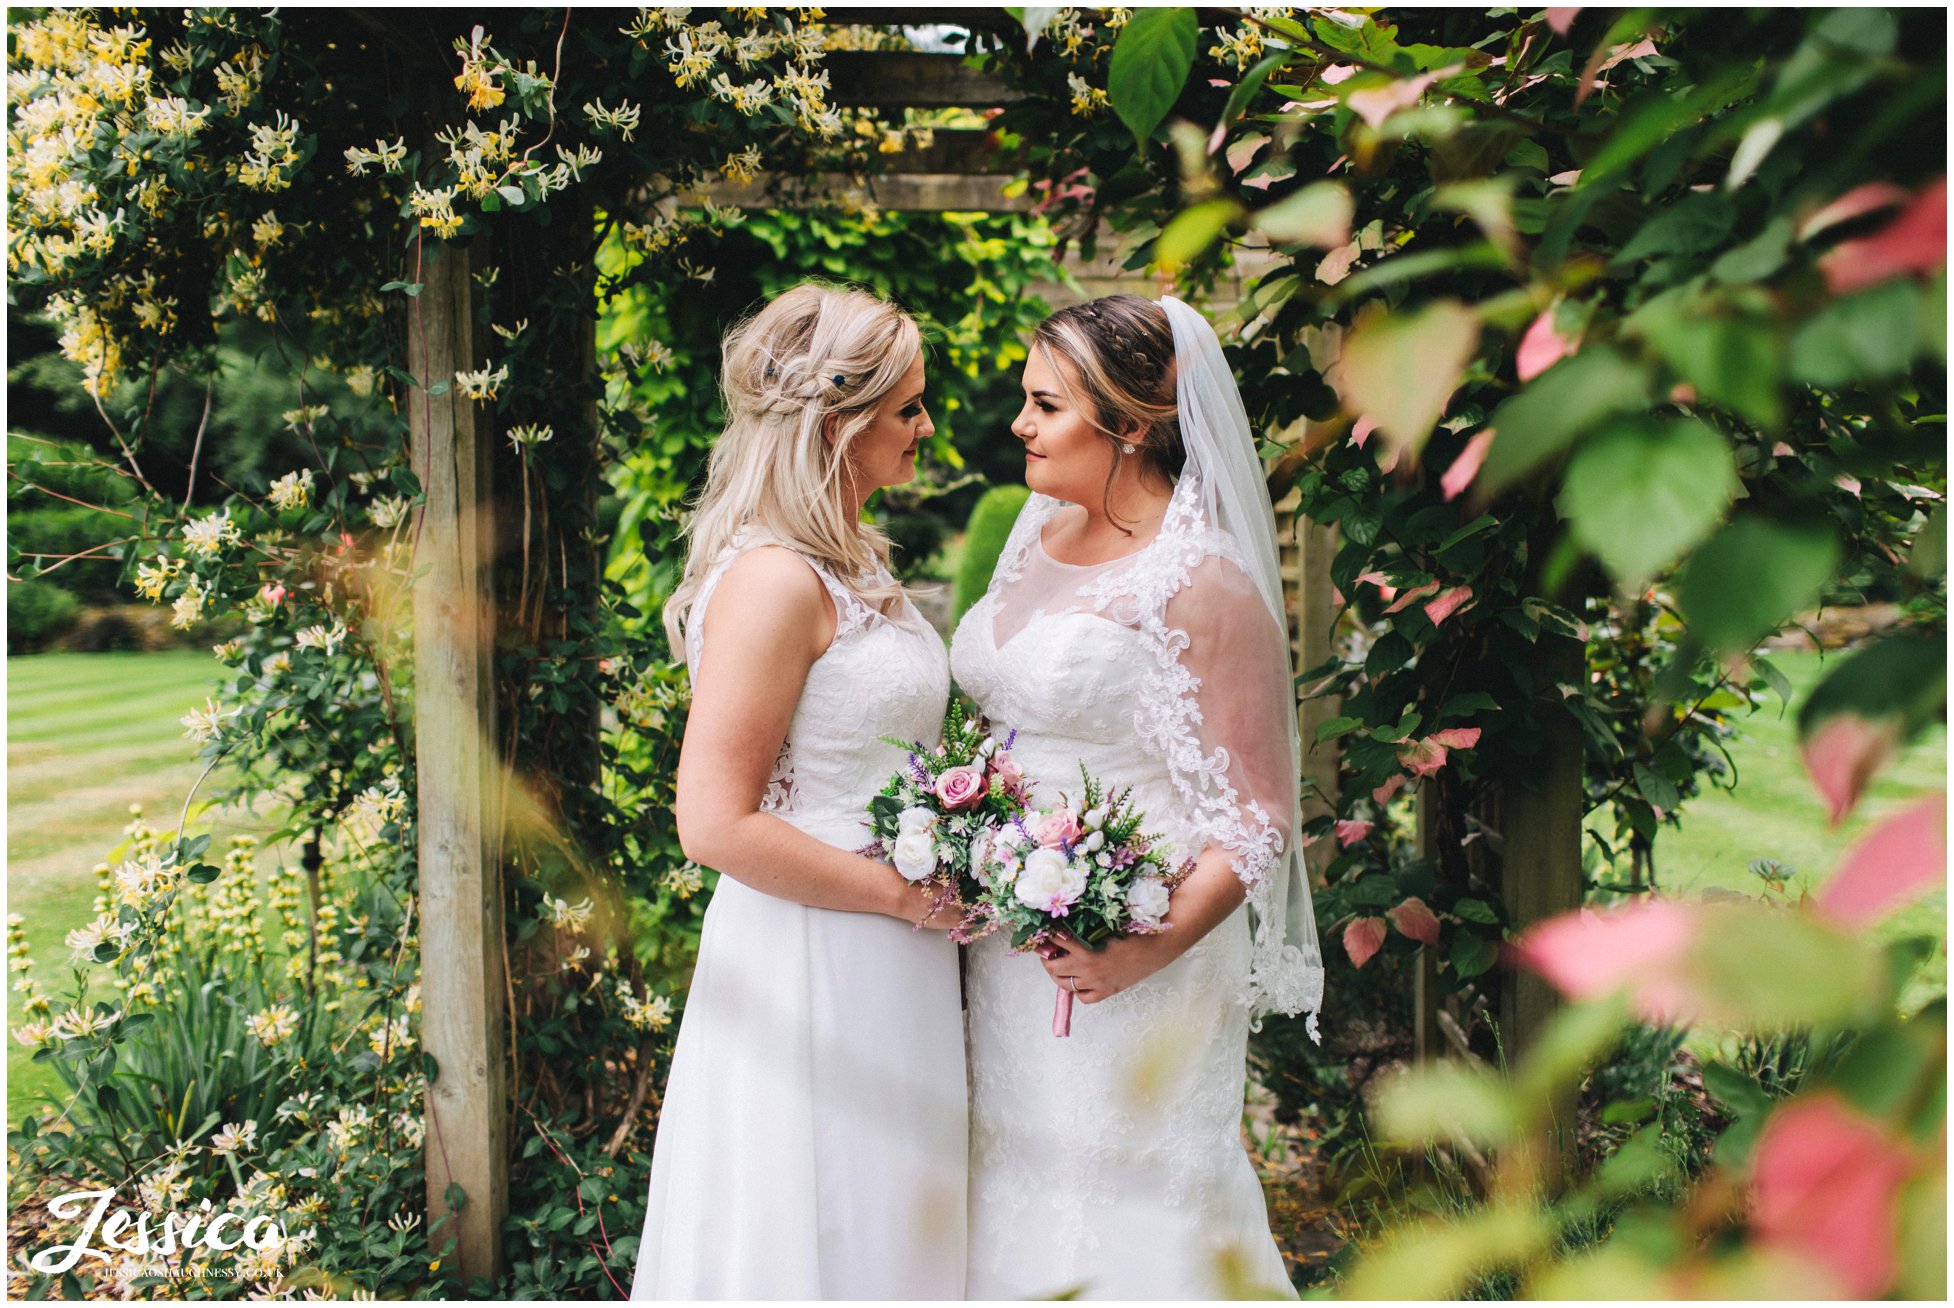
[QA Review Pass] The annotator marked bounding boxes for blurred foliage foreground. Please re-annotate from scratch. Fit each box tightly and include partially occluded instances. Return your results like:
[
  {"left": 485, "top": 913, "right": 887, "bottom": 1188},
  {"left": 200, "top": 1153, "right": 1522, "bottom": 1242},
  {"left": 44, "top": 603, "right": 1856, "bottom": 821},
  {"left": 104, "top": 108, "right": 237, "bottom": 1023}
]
[{"left": 985, "top": 4, "right": 1946, "bottom": 1299}]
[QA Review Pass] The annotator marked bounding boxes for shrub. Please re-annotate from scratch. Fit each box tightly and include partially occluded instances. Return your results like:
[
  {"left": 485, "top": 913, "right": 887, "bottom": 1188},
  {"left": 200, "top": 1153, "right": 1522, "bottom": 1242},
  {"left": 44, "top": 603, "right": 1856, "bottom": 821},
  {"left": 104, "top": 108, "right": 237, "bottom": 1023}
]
[
  {"left": 7, "top": 578, "right": 79, "bottom": 651},
  {"left": 953, "top": 484, "right": 1031, "bottom": 620}
]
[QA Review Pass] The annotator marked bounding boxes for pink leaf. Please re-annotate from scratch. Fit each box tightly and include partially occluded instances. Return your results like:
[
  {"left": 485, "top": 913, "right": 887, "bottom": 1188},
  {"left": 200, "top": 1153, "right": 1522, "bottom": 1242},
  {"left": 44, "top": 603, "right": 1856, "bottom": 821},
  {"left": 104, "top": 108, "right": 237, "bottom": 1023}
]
[
  {"left": 1577, "top": 37, "right": 1658, "bottom": 108},
  {"left": 1397, "top": 737, "right": 1449, "bottom": 779},
  {"left": 1800, "top": 182, "right": 1909, "bottom": 242},
  {"left": 1441, "top": 428, "right": 1497, "bottom": 502},
  {"left": 1372, "top": 773, "right": 1408, "bottom": 804},
  {"left": 1350, "top": 414, "right": 1377, "bottom": 448},
  {"left": 1801, "top": 713, "right": 1900, "bottom": 825},
  {"left": 1345, "top": 71, "right": 1444, "bottom": 131},
  {"left": 1547, "top": 168, "right": 1583, "bottom": 187},
  {"left": 1517, "top": 309, "right": 1578, "bottom": 381},
  {"left": 1353, "top": 569, "right": 1392, "bottom": 588},
  {"left": 1429, "top": 727, "right": 1482, "bottom": 750},
  {"left": 1750, "top": 1093, "right": 1914, "bottom": 1298},
  {"left": 1814, "top": 794, "right": 1948, "bottom": 929},
  {"left": 1383, "top": 580, "right": 1440, "bottom": 614},
  {"left": 1335, "top": 818, "right": 1374, "bottom": 848},
  {"left": 1512, "top": 899, "right": 1697, "bottom": 1023},
  {"left": 1343, "top": 915, "right": 1387, "bottom": 968},
  {"left": 1423, "top": 584, "right": 1474, "bottom": 626},
  {"left": 1316, "top": 241, "right": 1359, "bottom": 284},
  {"left": 1387, "top": 896, "right": 1442, "bottom": 947},
  {"left": 1819, "top": 177, "right": 1948, "bottom": 295},
  {"left": 1545, "top": 7, "right": 1581, "bottom": 35},
  {"left": 1320, "top": 64, "right": 1358, "bottom": 86},
  {"left": 1224, "top": 135, "right": 1264, "bottom": 176}
]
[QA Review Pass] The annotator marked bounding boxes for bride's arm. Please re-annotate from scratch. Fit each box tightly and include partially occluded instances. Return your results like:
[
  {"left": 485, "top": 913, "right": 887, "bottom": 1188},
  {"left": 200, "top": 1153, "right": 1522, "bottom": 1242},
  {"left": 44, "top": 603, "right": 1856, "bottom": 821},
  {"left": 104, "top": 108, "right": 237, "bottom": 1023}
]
[
  {"left": 1042, "top": 554, "right": 1294, "bottom": 999},
  {"left": 675, "top": 546, "right": 947, "bottom": 923}
]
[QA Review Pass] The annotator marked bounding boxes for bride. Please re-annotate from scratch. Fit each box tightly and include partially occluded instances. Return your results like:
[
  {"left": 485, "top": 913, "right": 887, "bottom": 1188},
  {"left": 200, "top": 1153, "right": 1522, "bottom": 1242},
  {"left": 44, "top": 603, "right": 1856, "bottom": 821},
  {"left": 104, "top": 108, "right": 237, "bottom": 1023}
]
[
  {"left": 951, "top": 294, "right": 1325, "bottom": 1299},
  {"left": 631, "top": 283, "right": 966, "bottom": 1299}
]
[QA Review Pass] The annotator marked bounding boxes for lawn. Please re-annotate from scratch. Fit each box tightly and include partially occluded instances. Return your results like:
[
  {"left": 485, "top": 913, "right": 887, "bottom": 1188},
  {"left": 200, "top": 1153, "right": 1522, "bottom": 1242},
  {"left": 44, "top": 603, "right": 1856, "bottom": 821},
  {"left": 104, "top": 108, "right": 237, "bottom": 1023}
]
[
  {"left": 1587, "top": 648, "right": 1948, "bottom": 1016},
  {"left": 6, "top": 649, "right": 298, "bottom": 1126}
]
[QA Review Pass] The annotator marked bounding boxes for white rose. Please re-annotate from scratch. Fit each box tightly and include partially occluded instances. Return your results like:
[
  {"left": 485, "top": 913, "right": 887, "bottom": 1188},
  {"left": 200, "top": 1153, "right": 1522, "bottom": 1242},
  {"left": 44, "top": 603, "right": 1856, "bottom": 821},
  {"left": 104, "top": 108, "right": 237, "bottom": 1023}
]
[
  {"left": 892, "top": 831, "right": 939, "bottom": 883},
  {"left": 1125, "top": 876, "right": 1172, "bottom": 928},
  {"left": 1083, "top": 807, "right": 1107, "bottom": 829},
  {"left": 970, "top": 826, "right": 994, "bottom": 873},
  {"left": 1014, "top": 846, "right": 1087, "bottom": 912},
  {"left": 897, "top": 805, "right": 938, "bottom": 837}
]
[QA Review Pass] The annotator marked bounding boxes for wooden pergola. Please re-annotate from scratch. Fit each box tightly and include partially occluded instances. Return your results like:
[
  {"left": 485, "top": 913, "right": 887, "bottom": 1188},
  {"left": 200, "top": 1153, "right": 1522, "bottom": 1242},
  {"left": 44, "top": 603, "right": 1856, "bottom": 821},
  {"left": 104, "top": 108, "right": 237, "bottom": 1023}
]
[{"left": 408, "top": 37, "right": 1582, "bottom": 1285}]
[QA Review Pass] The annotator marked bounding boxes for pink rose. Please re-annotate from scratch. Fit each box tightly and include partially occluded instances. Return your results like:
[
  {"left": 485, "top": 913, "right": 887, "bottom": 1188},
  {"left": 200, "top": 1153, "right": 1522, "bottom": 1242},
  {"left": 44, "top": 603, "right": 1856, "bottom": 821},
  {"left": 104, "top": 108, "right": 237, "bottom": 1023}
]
[
  {"left": 988, "top": 752, "right": 1024, "bottom": 792},
  {"left": 934, "top": 765, "right": 986, "bottom": 812},
  {"left": 1035, "top": 810, "right": 1082, "bottom": 849}
]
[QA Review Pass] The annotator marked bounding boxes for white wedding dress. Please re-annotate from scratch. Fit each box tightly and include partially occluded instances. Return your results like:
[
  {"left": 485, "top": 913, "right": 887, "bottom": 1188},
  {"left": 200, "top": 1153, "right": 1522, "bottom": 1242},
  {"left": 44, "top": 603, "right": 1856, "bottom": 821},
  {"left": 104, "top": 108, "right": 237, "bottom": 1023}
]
[
  {"left": 950, "top": 485, "right": 1307, "bottom": 1300},
  {"left": 631, "top": 534, "right": 966, "bottom": 1300}
]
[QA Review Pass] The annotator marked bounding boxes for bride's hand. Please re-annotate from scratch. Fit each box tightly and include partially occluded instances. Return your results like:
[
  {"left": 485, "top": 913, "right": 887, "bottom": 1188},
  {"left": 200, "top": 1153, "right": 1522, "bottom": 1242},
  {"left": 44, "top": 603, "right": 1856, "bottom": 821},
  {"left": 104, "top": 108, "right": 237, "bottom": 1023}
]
[{"left": 1037, "top": 930, "right": 1182, "bottom": 1003}]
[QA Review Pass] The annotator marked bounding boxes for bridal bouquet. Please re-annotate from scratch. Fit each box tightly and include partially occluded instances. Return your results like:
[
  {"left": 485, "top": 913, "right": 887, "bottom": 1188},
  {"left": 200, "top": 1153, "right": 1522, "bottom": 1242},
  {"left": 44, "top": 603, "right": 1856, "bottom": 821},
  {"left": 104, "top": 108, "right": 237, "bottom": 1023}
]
[
  {"left": 860, "top": 697, "right": 1029, "bottom": 938},
  {"left": 975, "top": 766, "right": 1193, "bottom": 1036}
]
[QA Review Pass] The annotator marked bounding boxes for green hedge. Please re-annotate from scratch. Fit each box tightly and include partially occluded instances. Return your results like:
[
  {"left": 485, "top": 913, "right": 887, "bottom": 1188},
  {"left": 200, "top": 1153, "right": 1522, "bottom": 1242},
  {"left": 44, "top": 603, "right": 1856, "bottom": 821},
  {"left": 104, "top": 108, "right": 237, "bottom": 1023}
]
[
  {"left": 953, "top": 484, "right": 1032, "bottom": 621},
  {"left": 8, "top": 579, "right": 79, "bottom": 651}
]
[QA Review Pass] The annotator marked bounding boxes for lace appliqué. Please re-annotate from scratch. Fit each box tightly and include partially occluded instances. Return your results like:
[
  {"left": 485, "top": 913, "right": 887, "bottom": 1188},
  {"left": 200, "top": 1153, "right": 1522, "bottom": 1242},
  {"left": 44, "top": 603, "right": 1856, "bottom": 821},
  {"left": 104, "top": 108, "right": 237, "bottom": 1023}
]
[{"left": 1075, "top": 478, "right": 1317, "bottom": 1027}]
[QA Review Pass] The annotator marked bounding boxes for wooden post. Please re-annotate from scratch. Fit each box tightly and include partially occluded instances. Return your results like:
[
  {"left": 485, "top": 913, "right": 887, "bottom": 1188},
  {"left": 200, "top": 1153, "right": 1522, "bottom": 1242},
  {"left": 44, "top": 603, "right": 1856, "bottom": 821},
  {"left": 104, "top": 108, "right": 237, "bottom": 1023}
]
[
  {"left": 1294, "top": 518, "right": 1342, "bottom": 884},
  {"left": 1496, "top": 632, "right": 1585, "bottom": 1183},
  {"left": 411, "top": 236, "right": 509, "bottom": 1281}
]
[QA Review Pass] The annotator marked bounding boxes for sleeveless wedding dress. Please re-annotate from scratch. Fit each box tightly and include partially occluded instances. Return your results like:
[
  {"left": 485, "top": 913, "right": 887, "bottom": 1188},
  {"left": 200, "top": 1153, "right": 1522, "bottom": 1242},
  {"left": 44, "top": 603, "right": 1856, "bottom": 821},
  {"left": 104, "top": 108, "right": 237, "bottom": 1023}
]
[
  {"left": 950, "top": 485, "right": 1304, "bottom": 1300},
  {"left": 631, "top": 534, "right": 966, "bottom": 1300}
]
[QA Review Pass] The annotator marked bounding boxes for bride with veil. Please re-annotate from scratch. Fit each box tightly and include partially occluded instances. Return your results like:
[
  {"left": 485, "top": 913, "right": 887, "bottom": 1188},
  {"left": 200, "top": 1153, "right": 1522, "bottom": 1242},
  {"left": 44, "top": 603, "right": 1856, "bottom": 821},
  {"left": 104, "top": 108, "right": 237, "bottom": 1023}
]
[{"left": 951, "top": 293, "right": 1324, "bottom": 1299}]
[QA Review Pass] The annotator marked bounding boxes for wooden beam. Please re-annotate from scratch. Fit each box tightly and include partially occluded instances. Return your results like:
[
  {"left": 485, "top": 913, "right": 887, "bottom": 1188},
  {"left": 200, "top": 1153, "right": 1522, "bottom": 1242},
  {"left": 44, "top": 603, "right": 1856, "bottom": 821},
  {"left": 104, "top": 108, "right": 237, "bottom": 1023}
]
[
  {"left": 700, "top": 171, "right": 1032, "bottom": 212},
  {"left": 411, "top": 236, "right": 510, "bottom": 1283},
  {"left": 823, "top": 50, "right": 1024, "bottom": 107}
]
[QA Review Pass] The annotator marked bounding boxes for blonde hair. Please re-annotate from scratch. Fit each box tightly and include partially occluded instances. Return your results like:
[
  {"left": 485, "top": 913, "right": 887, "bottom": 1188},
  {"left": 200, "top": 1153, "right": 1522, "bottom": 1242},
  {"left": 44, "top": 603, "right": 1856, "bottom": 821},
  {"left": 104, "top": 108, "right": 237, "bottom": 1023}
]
[
  {"left": 1033, "top": 294, "right": 1182, "bottom": 534},
  {"left": 663, "top": 282, "right": 921, "bottom": 653}
]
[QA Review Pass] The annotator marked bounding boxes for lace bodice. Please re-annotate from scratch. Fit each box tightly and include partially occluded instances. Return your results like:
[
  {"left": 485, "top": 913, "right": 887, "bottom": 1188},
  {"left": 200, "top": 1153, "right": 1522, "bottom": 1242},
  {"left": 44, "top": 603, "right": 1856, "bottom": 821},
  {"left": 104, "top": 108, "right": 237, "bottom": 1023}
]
[
  {"left": 686, "top": 532, "right": 950, "bottom": 846},
  {"left": 951, "top": 483, "right": 1324, "bottom": 1025}
]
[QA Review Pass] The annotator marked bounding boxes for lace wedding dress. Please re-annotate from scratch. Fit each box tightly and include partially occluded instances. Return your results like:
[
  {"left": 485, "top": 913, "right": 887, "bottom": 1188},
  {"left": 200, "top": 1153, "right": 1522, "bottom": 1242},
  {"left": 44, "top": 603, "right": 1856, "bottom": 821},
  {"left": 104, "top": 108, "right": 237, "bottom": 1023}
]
[
  {"left": 951, "top": 485, "right": 1310, "bottom": 1299},
  {"left": 631, "top": 534, "right": 966, "bottom": 1300}
]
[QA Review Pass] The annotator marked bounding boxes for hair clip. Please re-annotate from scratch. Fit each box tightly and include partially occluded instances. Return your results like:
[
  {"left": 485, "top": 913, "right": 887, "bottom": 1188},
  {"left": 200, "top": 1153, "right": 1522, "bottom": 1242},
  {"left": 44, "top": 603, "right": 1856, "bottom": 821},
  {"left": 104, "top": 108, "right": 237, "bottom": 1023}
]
[{"left": 831, "top": 372, "right": 846, "bottom": 387}]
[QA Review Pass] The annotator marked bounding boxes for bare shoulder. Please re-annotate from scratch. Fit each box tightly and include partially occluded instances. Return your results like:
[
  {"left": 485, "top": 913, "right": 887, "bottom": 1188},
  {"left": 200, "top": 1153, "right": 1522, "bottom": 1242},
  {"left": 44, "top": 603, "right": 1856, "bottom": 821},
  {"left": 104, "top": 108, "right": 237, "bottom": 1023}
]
[{"left": 701, "top": 545, "right": 839, "bottom": 657}]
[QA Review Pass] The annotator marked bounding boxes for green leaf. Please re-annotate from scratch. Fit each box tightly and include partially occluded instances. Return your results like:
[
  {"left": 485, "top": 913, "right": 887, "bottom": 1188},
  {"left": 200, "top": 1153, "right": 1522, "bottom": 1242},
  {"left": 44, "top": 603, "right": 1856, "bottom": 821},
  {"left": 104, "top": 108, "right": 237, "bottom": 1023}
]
[
  {"left": 1154, "top": 199, "right": 1242, "bottom": 268},
  {"left": 1251, "top": 181, "right": 1353, "bottom": 248},
  {"left": 1109, "top": 8, "right": 1198, "bottom": 154},
  {"left": 1315, "top": 715, "right": 1364, "bottom": 743},
  {"left": 1450, "top": 930, "right": 1499, "bottom": 978},
  {"left": 1373, "top": 1057, "right": 1518, "bottom": 1149},
  {"left": 379, "top": 280, "right": 424, "bottom": 297},
  {"left": 1223, "top": 50, "right": 1286, "bottom": 125},
  {"left": 1677, "top": 515, "right": 1842, "bottom": 652},
  {"left": 1751, "top": 653, "right": 1793, "bottom": 713},
  {"left": 1616, "top": 192, "right": 1737, "bottom": 265},
  {"left": 1788, "top": 282, "right": 1924, "bottom": 386},
  {"left": 1481, "top": 348, "right": 1652, "bottom": 493},
  {"left": 1710, "top": 215, "right": 1792, "bottom": 284},
  {"left": 1632, "top": 762, "right": 1680, "bottom": 813},
  {"left": 1558, "top": 418, "right": 1737, "bottom": 589},
  {"left": 1451, "top": 897, "right": 1499, "bottom": 924},
  {"left": 1333, "top": 299, "right": 1480, "bottom": 463}
]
